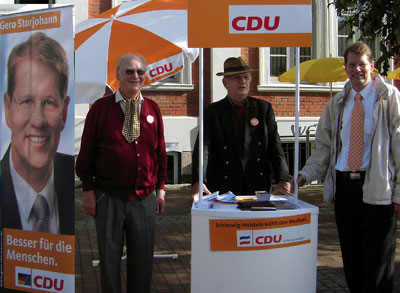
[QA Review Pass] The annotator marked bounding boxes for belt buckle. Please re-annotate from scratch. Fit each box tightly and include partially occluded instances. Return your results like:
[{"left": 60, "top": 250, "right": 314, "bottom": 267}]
[{"left": 350, "top": 172, "right": 360, "bottom": 179}]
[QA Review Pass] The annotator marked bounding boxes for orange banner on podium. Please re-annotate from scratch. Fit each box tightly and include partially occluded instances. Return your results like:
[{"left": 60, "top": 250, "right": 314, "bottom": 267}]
[{"left": 210, "top": 213, "right": 311, "bottom": 251}]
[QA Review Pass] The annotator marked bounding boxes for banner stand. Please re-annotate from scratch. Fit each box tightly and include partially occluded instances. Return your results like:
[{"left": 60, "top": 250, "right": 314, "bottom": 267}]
[{"left": 189, "top": 1, "right": 318, "bottom": 292}]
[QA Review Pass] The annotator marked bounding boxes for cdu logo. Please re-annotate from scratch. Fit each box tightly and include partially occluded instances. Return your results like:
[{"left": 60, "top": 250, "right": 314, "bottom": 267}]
[
  {"left": 237, "top": 229, "right": 283, "bottom": 248},
  {"left": 15, "top": 266, "right": 32, "bottom": 289},
  {"left": 149, "top": 63, "right": 173, "bottom": 78},
  {"left": 15, "top": 266, "right": 70, "bottom": 292},
  {"left": 236, "top": 230, "right": 253, "bottom": 247}
]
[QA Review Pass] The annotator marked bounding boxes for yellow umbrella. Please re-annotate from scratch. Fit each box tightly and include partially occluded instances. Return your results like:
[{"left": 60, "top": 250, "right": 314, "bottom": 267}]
[
  {"left": 278, "top": 57, "right": 348, "bottom": 98},
  {"left": 278, "top": 57, "right": 348, "bottom": 83},
  {"left": 386, "top": 67, "right": 400, "bottom": 80},
  {"left": 279, "top": 57, "right": 380, "bottom": 97}
]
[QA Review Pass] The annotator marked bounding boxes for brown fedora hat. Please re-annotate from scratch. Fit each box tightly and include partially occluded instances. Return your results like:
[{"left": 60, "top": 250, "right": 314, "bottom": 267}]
[{"left": 216, "top": 56, "right": 258, "bottom": 76}]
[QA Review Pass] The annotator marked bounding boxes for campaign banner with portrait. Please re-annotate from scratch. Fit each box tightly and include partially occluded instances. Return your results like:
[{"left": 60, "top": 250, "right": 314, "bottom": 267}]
[{"left": 0, "top": 6, "right": 75, "bottom": 291}]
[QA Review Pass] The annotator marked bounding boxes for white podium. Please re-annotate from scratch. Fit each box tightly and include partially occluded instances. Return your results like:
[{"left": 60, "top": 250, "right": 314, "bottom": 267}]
[{"left": 191, "top": 200, "right": 319, "bottom": 293}]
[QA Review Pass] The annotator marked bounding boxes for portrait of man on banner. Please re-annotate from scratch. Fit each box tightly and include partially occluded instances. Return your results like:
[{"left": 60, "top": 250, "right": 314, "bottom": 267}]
[{"left": 0, "top": 31, "right": 74, "bottom": 235}]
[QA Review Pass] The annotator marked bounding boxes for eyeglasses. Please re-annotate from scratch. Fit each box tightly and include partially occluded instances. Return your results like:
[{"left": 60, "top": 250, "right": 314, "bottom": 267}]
[
  {"left": 12, "top": 96, "right": 64, "bottom": 117},
  {"left": 125, "top": 69, "right": 146, "bottom": 76},
  {"left": 346, "top": 63, "right": 370, "bottom": 70}
]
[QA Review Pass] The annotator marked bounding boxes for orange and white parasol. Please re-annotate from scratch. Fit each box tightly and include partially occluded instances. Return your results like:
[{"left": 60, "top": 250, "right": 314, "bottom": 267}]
[{"left": 75, "top": 0, "right": 199, "bottom": 103}]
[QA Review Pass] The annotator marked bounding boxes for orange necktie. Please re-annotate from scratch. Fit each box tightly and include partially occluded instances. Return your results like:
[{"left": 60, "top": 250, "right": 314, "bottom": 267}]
[{"left": 347, "top": 93, "right": 364, "bottom": 173}]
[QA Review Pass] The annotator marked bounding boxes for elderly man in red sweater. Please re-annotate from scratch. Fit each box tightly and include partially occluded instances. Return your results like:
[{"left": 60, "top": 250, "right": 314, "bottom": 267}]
[{"left": 76, "top": 54, "right": 167, "bottom": 292}]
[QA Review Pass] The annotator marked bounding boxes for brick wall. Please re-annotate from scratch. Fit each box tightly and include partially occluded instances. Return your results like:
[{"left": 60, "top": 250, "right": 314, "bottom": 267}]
[
  {"left": 147, "top": 47, "right": 332, "bottom": 118},
  {"left": 88, "top": 0, "right": 111, "bottom": 18},
  {"left": 144, "top": 49, "right": 212, "bottom": 117},
  {"left": 85, "top": 1, "right": 334, "bottom": 119},
  {"left": 252, "top": 93, "right": 331, "bottom": 117},
  {"left": 87, "top": 1, "right": 400, "bottom": 119}
]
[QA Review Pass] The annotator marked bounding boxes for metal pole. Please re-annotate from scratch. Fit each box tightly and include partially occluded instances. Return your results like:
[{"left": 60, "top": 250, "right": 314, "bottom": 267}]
[
  {"left": 294, "top": 47, "right": 300, "bottom": 203},
  {"left": 198, "top": 48, "right": 204, "bottom": 201}
]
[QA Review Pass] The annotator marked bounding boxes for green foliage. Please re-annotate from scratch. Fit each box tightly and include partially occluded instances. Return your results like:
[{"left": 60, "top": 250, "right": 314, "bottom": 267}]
[{"left": 330, "top": 0, "right": 400, "bottom": 74}]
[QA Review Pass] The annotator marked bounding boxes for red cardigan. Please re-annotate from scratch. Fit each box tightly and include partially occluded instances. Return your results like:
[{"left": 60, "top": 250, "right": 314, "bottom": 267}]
[{"left": 76, "top": 94, "right": 167, "bottom": 201}]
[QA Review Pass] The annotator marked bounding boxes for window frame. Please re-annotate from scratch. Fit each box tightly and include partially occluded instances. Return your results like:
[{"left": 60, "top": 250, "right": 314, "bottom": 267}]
[
  {"left": 337, "top": 14, "right": 380, "bottom": 60},
  {"left": 258, "top": 0, "right": 383, "bottom": 93},
  {"left": 258, "top": 0, "right": 325, "bottom": 92}
]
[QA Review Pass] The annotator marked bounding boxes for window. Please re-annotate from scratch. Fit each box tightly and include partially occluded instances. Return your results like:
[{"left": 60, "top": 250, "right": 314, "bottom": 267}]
[
  {"left": 269, "top": 47, "right": 312, "bottom": 79},
  {"left": 258, "top": 0, "right": 316, "bottom": 88},
  {"left": 270, "top": 47, "right": 287, "bottom": 78},
  {"left": 258, "top": 0, "right": 381, "bottom": 91},
  {"left": 337, "top": 15, "right": 380, "bottom": 61},
  {"left": 259, "top": 47, "right": 313, "bottom": 87},
  {"left": 337, "top": 15, "right": 353, "bottom": 57}
]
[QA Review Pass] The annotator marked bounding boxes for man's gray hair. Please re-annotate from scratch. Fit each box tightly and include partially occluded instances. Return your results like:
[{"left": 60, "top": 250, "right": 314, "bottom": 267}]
[{"left": 116, "top": 53, "right": 147, "bottom": 74}]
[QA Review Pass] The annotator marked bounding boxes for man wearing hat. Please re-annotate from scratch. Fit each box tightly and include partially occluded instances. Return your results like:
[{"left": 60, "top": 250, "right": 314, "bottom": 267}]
[{"left": 191, "top": 56, "right": 291, "bottom": 202}]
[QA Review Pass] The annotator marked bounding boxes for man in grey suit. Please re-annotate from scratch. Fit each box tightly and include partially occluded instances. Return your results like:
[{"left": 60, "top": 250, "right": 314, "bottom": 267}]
[
  {"left": 191, "top": 56, "right": 291, "bottom": 202},
  {"left": 1, "top": 32, "right": 74, "bottom": 235}
]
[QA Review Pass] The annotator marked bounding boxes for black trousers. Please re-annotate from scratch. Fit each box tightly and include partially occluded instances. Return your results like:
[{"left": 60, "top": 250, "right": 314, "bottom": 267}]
[{"left": 334, "top": 171, "right": 397, "bottom": 292}]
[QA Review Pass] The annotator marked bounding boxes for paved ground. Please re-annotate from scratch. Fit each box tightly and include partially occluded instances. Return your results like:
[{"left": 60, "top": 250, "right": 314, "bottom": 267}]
[{"left": 75, "top": 184, "right": 400, "bottom": 292}]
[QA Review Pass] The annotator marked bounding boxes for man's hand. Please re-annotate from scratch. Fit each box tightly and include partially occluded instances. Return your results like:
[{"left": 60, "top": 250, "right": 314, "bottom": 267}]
[
  {"left": 190, "top": 182, "right": 211, "bottom": 206},
  {"left": 272, "top": 181, "right": 292, "bottom": 196},
  {"left": 82, "top": 190, "right": 96, "bottom": 217},
  {"left": 156, "top": 193, "right": 166, "bottom": 215},
  {"left": 290, "top": 175, "right": 306, "bottom": 194}
]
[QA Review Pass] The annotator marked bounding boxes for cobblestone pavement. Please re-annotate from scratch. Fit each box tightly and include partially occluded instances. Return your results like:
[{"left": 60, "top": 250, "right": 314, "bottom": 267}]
[{"left": 75, "top": 184, "right": 400, "bottom": 292}]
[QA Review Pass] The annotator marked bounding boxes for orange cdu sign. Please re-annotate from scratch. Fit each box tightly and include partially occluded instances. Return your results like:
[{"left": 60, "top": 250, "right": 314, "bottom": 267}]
[{"left": 188, "top": 0, "right": 312, "bottom": 48}]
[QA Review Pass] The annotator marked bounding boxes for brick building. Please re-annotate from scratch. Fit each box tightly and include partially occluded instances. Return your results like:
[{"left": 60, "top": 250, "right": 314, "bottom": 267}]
[{"left": 3, "top": 0, "right": 399, "bottom": 183}]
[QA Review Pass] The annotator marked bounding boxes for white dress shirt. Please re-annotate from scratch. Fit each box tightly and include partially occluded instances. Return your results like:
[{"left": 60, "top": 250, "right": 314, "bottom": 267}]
[
  {"left": 10, "top": 149, "right": 60, "bottom": 233},
  {"left": 116, "top": 89, "right": 143, "bottom": 114},
  {"left": 336, "top": 80, "right": 377, "bottom": 171}
]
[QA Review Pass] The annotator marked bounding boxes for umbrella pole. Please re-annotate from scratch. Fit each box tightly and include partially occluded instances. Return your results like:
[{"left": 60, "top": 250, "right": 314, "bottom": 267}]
[
  {"left": 330, "top": 82, "right": 332, "bottom": 98},
  {"left": 294, "top": 47, "right": 300, "bottom": 204},
  {"left": 198, "top": 48, "right": 204, "bottom": 201}
]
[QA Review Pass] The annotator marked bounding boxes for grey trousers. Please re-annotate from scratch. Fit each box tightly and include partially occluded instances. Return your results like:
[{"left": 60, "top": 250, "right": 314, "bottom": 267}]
[{"left": 95, "top": 189, "right": 157, "bottom": 293}]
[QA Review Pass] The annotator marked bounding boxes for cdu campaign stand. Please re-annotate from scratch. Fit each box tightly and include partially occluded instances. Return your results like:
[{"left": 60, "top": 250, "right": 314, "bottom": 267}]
[
  {"left": 188, "top": 1, "right": 317, "bottom": 291},
  {"left": 191, "top": 197, "right": 319, "bottom": 292}
]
